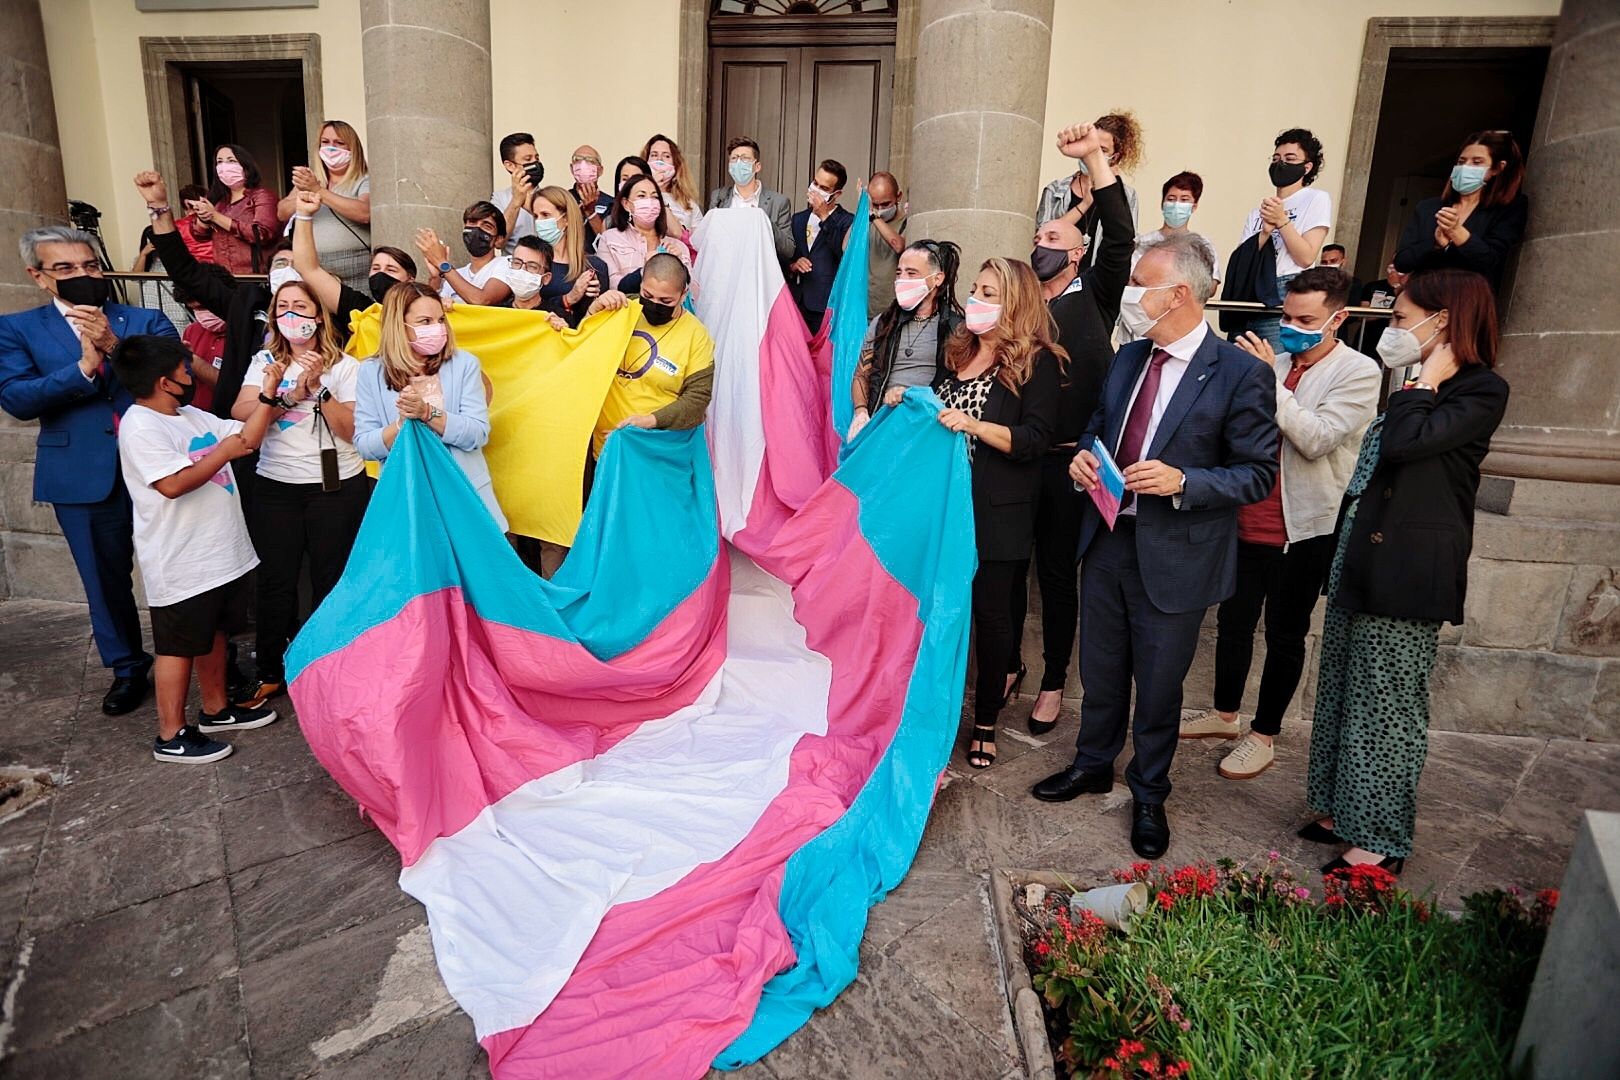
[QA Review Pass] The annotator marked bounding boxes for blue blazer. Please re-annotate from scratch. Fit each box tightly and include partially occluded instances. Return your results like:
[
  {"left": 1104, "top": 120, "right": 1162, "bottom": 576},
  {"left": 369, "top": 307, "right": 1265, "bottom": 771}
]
[
  {"left": 1077, "top": 329, "right": 1279, "bottom": 614},
  {"left": 0, "top": 301, "right": 178, "bottom": 505},
  {"left": 789, "top": 204, "right": 853, "bottom": 314}
]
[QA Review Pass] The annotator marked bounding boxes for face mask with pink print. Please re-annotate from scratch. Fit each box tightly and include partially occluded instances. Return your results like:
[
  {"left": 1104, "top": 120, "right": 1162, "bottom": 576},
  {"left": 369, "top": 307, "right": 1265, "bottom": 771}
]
[{"left": 276, "top": 311, "right": 318, "bottom": 345}]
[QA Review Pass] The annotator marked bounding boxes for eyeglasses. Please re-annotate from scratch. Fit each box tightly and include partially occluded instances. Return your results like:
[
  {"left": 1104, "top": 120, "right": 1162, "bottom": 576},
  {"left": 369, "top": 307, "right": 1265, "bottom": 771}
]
[
  {"left": 43, "top": 261, "right": 103, "bottom": 276},
  {"left": 511, "top": 259, "right": 547, "bottom": 274},
  {"left": 571, "top": 156, "right": 600, "bottom": 166}
]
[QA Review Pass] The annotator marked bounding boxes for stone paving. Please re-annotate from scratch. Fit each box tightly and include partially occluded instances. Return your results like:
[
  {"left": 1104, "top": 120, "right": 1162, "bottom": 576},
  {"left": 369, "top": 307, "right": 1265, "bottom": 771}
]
[{"left": 2, "top": 598, "right": 1616, "bottom": 1079}]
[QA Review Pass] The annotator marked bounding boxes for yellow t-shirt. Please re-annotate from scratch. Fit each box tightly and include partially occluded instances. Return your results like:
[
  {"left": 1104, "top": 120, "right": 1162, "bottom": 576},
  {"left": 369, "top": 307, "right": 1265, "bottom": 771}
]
[{"left": 594, "top": 311, "right": 715, "bottom": 453}]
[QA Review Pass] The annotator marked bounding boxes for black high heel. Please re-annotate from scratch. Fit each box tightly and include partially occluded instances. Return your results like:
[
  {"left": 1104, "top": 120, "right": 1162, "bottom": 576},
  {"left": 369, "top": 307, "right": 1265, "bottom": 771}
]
[
  {"left": 1321, "top": 853, "right": 1406, "bottom": 876},
  {"left": 966, "top": 723, "right": 998, "bottom": 769},
  {"left": 1027, "top": 690, "right": 1059, "bottom": 736},
  {"left": 1297, "top": 819, "right": 1343, "bottom": 845},
  {"left": 1001, "top": 664, "right": 1027, "bottom": 710}
]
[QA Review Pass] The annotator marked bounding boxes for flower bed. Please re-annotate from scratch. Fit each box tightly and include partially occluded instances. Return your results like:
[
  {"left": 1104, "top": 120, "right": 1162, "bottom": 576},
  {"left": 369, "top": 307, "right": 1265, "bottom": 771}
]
[{"left": 996, "top": 858, "right": 1556, "bottom": 1079}]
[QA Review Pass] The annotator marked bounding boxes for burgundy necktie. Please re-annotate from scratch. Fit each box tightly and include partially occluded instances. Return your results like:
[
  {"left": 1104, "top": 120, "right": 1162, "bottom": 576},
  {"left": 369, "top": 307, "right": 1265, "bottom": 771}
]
[{"left": 1115, "top": 348, "right": 1170, "bottom": 509}]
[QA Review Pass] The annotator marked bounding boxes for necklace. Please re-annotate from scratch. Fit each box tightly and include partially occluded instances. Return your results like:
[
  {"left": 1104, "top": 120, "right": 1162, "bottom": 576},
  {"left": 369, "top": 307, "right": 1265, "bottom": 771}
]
[{"left": 899, "top": 313, "right": 936, "bottom": 359}]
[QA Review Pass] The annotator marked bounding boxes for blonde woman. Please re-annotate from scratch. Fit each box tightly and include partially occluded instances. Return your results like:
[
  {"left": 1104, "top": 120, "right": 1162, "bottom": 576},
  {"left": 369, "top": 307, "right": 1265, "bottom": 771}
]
[
  {"left": 279, "top": 120, "right": 372, "bottom": 290},
  {"left": 352, "top": 282, "right": 505, "bottom": 531},
  {"left": 883, "top": 258, "right": 1063, "bottom": 768},
  {"left": 231, "top": 280, "right": 369, "bottom": 707},
  {"left": 641, "top": 133, "right": 704, "bottom": 241},
  {"left": 530, "top": 186, "right": 610, "bottom": 325}
]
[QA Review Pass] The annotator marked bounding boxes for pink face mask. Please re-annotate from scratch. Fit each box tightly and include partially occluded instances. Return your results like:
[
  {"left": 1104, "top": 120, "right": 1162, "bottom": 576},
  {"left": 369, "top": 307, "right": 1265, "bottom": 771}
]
[
  {"left": 409, "top": 321, "right": 448, "bottom": 357},
  {"left": 571, "top": 161, "right": 600, "bottom": 186},
  {"left": 650, "top": 159, "right": 676, "bottom": 183},
  {"left": 631, "top": 197, "right": 663, "bottom": 227},
  {"left": 964, "top": 297, "right": 1002, "bottom": 335},
  {"left": 894, "top": 278, "right": 931, "bottom": 311},
  {"left": 191, "top": 308, "right": 226, "bottom": 332},
  {"left": 215, "top": 160, "right": 245, "bottom": 188},
  {"left": 318, "top": 144, "right": 352, "bottom": 172},
  {"left": 276, "top": 311, "right": 318, "bottom": 345}
]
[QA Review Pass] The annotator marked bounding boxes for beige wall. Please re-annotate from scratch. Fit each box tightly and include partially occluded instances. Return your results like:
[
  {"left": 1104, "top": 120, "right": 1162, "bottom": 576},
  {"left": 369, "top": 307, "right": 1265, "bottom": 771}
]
[
  {"left": 41, "top": 0, "right": 368, "bottom": 270},
  {"left": 487, "top": 0, "right": 681, "bottom": 200},
  {"left": 1039, "top": 0, "right": 1559, "bottom": 268}
]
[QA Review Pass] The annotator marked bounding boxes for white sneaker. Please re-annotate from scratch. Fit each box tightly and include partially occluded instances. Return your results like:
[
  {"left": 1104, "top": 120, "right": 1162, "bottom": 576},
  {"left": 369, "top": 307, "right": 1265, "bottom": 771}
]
[
  {"left": 1179, "top": 709, "right": 1241, "bottom": 739},
  {"left": 1218, "top": 733, "right": 1276, "bottom": 780}
]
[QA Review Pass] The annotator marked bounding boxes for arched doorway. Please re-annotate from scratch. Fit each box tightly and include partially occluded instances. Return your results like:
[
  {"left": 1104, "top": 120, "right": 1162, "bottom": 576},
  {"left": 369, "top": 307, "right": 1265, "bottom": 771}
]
[{"left": 704, "top": 0, "right": 898, "bottom": 197}]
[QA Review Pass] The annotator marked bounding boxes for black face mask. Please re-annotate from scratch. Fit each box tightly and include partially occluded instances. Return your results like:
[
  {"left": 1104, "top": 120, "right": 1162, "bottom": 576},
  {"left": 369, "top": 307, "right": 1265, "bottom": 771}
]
[
  {"left": 1029, "top": 245, "right": 1073, "bottom": 282},
  {"left": 55, "top": 273, "right": 111, "bottom": 308},
  {"left": 462, "top": 227, "right": 495, "bottom": 258},
  {"left": 523, "top": 160, "right": 545, "bottom": 186},
  {"left": 1269, "top": 160, "right": 1308, "bottom": 188},
  {"left": 369, "top": 271, "right": 399, "bottom": 304},
  {"left": 642, "top": 298, "right": 678, "bottom": 326},
  {"left": 166, "top": 373, "right": 197, "bottom": 408}
]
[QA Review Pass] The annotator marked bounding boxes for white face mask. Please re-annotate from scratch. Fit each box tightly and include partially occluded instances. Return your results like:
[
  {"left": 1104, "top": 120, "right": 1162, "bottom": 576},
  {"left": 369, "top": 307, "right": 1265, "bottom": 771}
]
[
  {"left": 1375, "top": 310, "right": 1443, "bottom": 370},
  {"left": 1118, "top": 283, "right": 1175, "bottom": 338},
  {"left": 507, "top": 267, "right": 544, "bottom": 300},
  {"left": 268, "top": 266, "right": 302, "bottom": 293}
]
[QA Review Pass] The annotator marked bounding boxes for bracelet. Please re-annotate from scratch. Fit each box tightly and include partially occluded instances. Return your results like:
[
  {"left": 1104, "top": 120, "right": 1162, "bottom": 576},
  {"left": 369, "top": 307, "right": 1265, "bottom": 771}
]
[
  {"left": 146, "top": 204, "right": 170, "bottom": 218},
  {"left": 293, "top": 213, "right": 315, "bottom": 221},
  {"left": 257, "top": 391, "right": 282, "bottom": 408}
]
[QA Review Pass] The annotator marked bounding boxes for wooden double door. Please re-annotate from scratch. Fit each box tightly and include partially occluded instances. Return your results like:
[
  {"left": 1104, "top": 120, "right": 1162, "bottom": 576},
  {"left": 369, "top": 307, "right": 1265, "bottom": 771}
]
[{"left": 707, "top": 44, "right": 893, "bottom": 201}]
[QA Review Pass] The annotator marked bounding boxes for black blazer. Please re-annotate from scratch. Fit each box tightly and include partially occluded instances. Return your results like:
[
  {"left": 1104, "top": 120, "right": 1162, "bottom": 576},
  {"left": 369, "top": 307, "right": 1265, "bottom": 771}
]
[
  {"left": 1394, "top": 194, "right": 1528, "bottom": 290},
  {"left": 1332, "top": 364, "right": 1510, "bottom": 625},
  {"left": 1049, "top": 180, "right": 1135, "bottom": 442},
  {"left": 936, "top": 350, "right": 1061, "bottom": 562},
  {"left": 789, "top": 204, "right": 854, "bottom": 314},
  {"left": 151, "top": 226, "right": 273, "bottom": 420}
]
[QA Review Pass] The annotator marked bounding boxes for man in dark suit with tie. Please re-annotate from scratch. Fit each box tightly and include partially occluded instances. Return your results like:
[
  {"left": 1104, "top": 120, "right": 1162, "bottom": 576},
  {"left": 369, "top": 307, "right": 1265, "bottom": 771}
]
[
  {"left": 1031, "top": 232, "right": 1279, "bottom": 859},
  {"left": 787, "top": 159, "right": 854, "bottom": 333},
  {"left": 0, "top": 226, "right": 180, "bottom": 714}
]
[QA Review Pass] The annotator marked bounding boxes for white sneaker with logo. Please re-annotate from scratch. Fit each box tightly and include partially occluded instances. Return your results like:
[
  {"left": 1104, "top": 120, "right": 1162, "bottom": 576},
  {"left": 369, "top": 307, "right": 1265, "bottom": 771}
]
[{"left": 1218, "top": 733, "right": 1275, "bottom": 780}]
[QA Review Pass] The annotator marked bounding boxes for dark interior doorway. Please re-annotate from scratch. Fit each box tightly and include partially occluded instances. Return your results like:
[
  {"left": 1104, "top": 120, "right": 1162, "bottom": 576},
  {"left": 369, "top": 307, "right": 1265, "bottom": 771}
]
[
  {"left": 1352, "top": 46, "right": 1547, "bottom": 288},
  {"left": 173, "top": 59, "right": 307, "bottom": 191}
]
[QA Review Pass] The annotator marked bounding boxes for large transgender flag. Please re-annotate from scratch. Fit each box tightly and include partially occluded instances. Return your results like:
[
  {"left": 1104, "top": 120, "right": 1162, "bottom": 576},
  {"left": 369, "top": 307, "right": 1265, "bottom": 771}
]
[{"left": 287, "top": 207, "right": 976, "bottom": 1077}]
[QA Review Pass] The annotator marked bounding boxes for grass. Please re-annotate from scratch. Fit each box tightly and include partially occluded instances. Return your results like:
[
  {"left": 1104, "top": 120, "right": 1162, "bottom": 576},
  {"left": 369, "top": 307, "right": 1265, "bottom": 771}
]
[{"left": 1027, "top": 860, "right": 1554, "bottom": 1079}]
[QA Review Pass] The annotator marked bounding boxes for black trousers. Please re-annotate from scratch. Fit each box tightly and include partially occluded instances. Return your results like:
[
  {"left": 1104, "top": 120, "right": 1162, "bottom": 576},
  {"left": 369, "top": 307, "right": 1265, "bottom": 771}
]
[
  {"left": 1010, "top": 449, "right": 1085, "bottom": 692},
  {"left": 250, "top": 473, "right": 370, "bottom": 682},
  {"left": 972, "top": 558, "right": 1029, "bottom": 728},
  {"left": 1213, "top": 535, "right": 1336, "bottom": 736},
  {"left": 1070, "top": 519, "right": 1206, "bottom": 804}
]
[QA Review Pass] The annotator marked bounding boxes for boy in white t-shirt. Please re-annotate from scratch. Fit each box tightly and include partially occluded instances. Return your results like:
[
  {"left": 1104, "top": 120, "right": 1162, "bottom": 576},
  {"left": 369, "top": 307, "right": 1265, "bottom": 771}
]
[
  {"left": 419, "top": 200, "right": 514, "bottom": 307},
  {"left": 111, "top": 336, "right": 281, "bottom": 764},
  {"left": 1240, "top": 127, "right": 1333, "bottom": 350}
]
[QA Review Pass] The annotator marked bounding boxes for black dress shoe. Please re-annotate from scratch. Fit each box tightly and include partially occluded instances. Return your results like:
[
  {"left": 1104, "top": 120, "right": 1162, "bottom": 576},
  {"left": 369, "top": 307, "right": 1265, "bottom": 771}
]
[
  {"left": 102, "top": 675, "right": 150, "bottom": 716},
  {"left": 1031, "top": 765, "right": 1113, "bottom": 802},
  {"left": 1130, "top": 801, "right": 1170, "bottom": 860},
  {"left": 1296, "top": 820, "right": 1344, "bottom": 845}
]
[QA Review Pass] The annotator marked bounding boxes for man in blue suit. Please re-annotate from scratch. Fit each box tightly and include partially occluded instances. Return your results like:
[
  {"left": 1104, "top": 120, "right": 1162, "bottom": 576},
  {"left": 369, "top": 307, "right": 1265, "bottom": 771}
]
[
  {"left": 1031, "top": 232, "right": 1279, "bottom": 859},
  {"left": 0, "top": 225, "right": 179, "bottom": 713},
  {"left": 787, "top": 159, "right": 853, "bottom": 333}
]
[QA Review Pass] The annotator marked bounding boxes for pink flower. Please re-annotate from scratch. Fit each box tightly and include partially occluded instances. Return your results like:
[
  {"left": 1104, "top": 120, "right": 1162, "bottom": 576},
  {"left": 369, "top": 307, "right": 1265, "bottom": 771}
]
[
  {"left": 1268, "top": 849, "right": 1280, "bottom": 861},
  {"left": 1294, "top": 887, "right": 1311, "bottom": 901}
]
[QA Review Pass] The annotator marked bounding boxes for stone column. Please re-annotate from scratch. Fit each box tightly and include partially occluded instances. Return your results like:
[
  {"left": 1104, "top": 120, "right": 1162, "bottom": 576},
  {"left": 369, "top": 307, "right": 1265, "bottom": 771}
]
[
  {"left": 1486, "top": 0, "right": 1620, "bottom": 485},
  {"left": 906, "top": 0, "right": 1054, "bottom": 280},
  {"left": 0, "top": 0, "right": 67, "bottom": 316},
  {"left": 359, "top": 0, "right": 492, "bottom": 255}
]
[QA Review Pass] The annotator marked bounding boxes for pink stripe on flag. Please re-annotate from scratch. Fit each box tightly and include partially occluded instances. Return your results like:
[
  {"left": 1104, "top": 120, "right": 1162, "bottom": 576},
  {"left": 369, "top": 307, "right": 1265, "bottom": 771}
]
[
  {"left": 290, "top": 556, "right": 730, "bottom": 867},
  {"left": 480, "top": 482, "right": 929, "bottom": 1079}
]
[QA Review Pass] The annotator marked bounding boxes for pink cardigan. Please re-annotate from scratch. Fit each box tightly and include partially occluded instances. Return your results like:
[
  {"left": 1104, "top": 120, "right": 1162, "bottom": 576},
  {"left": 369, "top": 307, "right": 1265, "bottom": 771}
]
[{"left": 596, "top": 228, "right": 692, "bottom": 290}]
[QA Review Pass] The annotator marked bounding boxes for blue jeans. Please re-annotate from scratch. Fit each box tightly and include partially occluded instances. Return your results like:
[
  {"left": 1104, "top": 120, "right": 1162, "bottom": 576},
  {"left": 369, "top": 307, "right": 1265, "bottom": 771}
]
[{"left": 1245, "top": 272, "right": 1299, "bottom": 351}]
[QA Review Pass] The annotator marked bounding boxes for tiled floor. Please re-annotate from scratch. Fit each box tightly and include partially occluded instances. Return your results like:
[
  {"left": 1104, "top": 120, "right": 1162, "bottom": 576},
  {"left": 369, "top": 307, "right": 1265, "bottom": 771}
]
[{"left": 1, "top": 598, "right": 1614, "bottom": 1079}]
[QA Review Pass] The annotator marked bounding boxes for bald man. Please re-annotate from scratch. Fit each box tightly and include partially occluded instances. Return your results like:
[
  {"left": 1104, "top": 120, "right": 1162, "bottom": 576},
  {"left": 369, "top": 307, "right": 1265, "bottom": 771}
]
[
  {"left": 865, "top": 172, "right": 907, "bottom": 319},
  {"left": 568, "top": 144, "right": 614, "bottom": 248},
  {"left": 1011, "top": 122, "right": 1136, "bottom": 733}
]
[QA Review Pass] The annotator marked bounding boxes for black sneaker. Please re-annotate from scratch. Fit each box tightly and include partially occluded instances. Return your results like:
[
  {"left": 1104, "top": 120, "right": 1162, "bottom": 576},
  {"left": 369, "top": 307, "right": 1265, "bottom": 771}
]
[
  {"left": 225, "top": 641, "right": 255, "bottom": 703},
  {"left": 153, "top": 725, "right": 233, "bottom": 764},
  {"left": 197, "top": 703, "right": 278, "bottom": 733}
]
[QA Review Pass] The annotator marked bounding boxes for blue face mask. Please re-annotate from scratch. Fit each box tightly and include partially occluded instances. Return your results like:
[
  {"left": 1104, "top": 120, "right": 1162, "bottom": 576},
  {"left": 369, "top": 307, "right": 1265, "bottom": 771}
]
[
  {"left": 729, "top": 159, "right": 755, "bottom": 186},
  {"left": 1162, "top": 201, "right": 1194, "bottom": 227},
  {"left": 534, "top": 217, "right": 563, "bottom": 244},
  {"left": 1450, "top": 163, "right": 1488, "bottom": 195},
  {"left": 1277, "top": 311, "right": 1342, "bottom": 356}
]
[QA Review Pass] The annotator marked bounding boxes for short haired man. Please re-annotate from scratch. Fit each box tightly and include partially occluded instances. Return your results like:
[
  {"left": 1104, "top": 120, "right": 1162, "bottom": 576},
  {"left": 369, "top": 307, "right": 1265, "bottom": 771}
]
[
  {"left": 864, "top": 171, "right": 907, "bottom": 320},
  {"left": 493, "top": 132, "right": 544, "bottom": 250},
  {"left": 418, "top": 201, "right": 514, "bottom": 307},
  {"left": 788, "top": 159, "right": 853, "bottom": 332},
  {"left": 707, "top": 136, "right": 795, "bottom": 264},
  {"left": 1317, "top": 243, "right": 1363, "bottom": 307},
  {"left": 1180, "top": 267, "right": 1380, "bottom": 782},
  {"left": 0, "top": 225, "right": 182, "bottom": 714},
  {"left": 507, "top": 236, "right": 572, "bottom": 329},
  {"left": 1032, "top": 232, "right": 1280, "bottom": 861}
]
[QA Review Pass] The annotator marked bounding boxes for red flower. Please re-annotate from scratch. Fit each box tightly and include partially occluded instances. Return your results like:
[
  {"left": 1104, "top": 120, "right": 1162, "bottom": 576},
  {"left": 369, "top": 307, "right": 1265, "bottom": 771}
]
[{"left": 1157, "top": 891, "right": 1176, "bottom": 911}]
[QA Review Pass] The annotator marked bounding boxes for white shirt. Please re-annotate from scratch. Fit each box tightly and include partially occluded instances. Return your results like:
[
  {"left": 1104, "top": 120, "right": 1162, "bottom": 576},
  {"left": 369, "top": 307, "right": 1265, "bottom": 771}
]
[
  {"left": 243, "top": 351, "right": 365, "bottom": 485},
  {"left": 118, "top": 405, "right": 259, "bottom": 607},
  {"left": 1114, "top": 320, "right": 1207, "bottom": 516},
  {"left": 490, "top": 187, "right": 536, "bottom": 247},
  {"left": 439, "top": 255, "right": 512, "bottom": 301},
  {"left": 731, "top": 185, "right": 761, "bottom": 209},
  {"left": 1241, "top": 187, "right": 1333, "bottom": 278}
]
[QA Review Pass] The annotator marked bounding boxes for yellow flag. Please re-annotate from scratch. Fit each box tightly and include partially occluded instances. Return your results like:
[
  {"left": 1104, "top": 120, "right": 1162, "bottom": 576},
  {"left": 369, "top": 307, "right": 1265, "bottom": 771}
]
[{"left": 346, "top": 303, "right": 636, "bottom": 545}]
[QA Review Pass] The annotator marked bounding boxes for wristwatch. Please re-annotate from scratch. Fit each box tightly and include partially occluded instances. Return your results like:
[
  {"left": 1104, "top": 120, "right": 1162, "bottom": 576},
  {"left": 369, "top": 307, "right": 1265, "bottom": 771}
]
[
  {"left": 316, "top": 386, "right": 333, "bottom": 404},
  {"left": 438, "top": 261, "right": 453, "bottom": 274},
  {"left": 428, "top": 407, "right": 444, "bottom": 422}
]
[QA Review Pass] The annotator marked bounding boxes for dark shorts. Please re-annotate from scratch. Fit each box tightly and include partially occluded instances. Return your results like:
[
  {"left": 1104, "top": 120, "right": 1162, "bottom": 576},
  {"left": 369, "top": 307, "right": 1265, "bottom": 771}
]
[{"left": 150, "top": 572, "right": 252, "bottom": 658}]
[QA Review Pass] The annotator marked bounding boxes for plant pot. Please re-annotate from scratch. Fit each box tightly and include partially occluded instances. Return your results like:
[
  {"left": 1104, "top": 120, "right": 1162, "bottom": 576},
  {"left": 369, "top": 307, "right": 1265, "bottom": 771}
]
[{"left": 1071, "top": 881, "right": 1149, "bottom": 933}]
